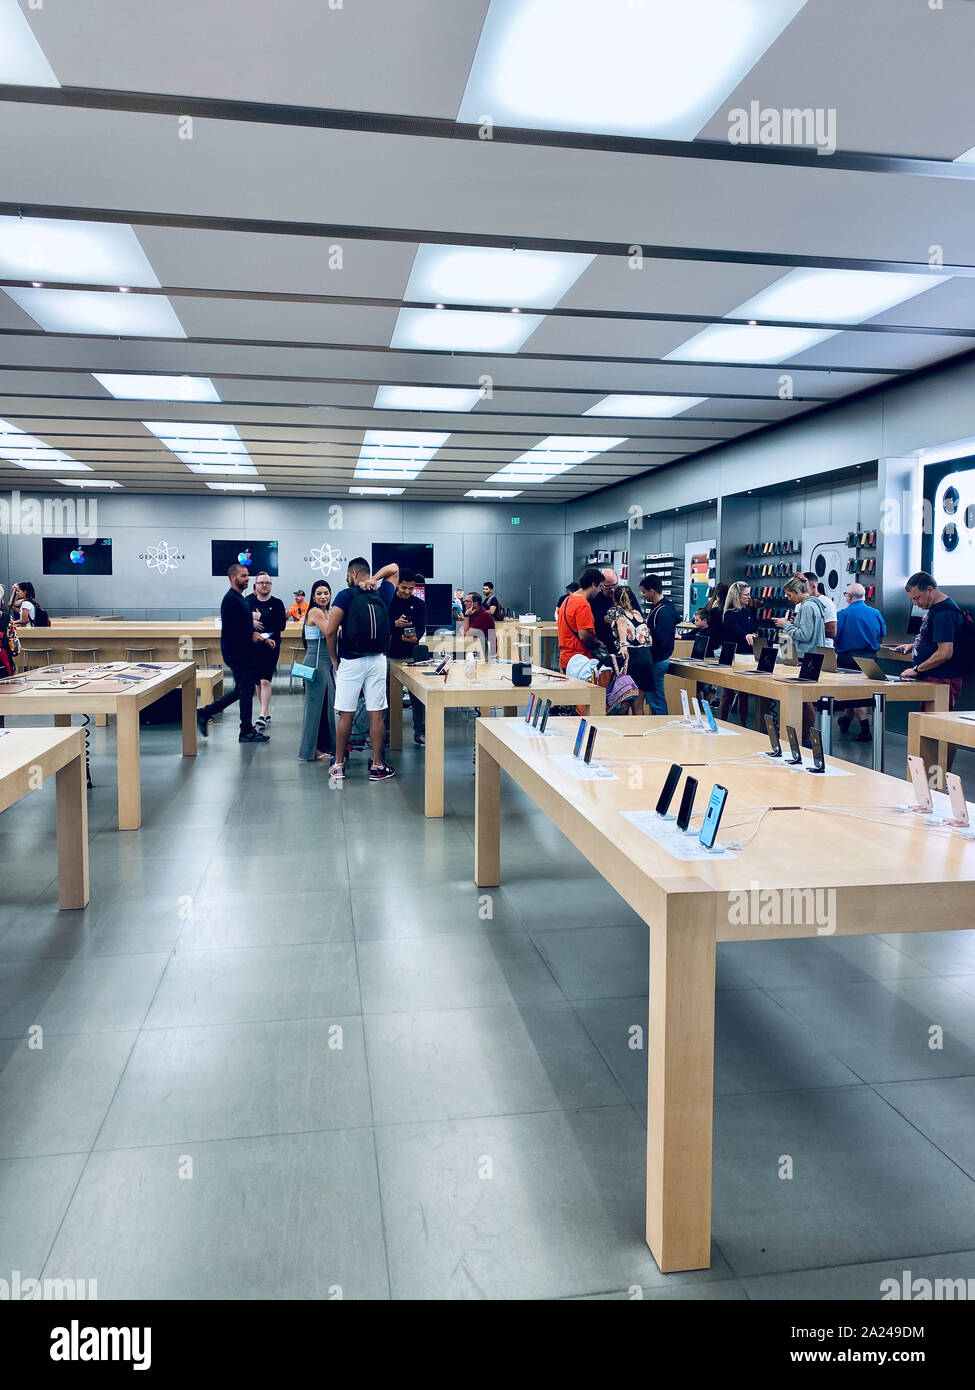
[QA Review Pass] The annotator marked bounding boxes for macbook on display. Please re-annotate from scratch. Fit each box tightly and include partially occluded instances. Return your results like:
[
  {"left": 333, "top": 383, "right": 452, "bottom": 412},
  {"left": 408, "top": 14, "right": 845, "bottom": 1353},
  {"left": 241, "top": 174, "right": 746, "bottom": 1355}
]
[{"left": 853, "top": 656, "right": 914, "bottom": 683}]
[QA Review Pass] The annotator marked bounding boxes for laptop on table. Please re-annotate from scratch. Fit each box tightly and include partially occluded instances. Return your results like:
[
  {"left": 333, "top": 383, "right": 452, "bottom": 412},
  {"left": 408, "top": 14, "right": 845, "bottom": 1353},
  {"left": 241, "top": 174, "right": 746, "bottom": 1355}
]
[
  {"left": 774, "top": 651, "right": 825, "bottom": 684},
  {"left": 853, "top": 655, "right": 915, "bottom": 683}
]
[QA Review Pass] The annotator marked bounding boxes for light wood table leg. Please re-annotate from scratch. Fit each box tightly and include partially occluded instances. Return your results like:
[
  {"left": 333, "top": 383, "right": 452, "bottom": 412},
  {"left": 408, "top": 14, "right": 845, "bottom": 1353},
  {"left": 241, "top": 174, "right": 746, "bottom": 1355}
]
[
  {"left": 56, "top": 747, "right": 89, "bottom": 909},
  {"left": 780, "top": 685, "right": 805, "bottom": 742},
  {"left": 424, "top": 694, "right": 445, "bottom": 818},
  {"left": 646, "top": 892, "right": 716, "bottom": 1272},
  {"left": 474, "top": 729, "right": 500, "bottom": 887},
  {"left": 96, "top": 712, "right": 108, "bottom": 727},
  {"left": 388, "top": 667, "right": 403, "bottom": 751},
  {"left": 181, "top": 672, "right": 197, "bottom": 755},
  {"left": 116, "top": 704, "right": 142, "bottom": 831},
  {"left": 53, "top": 713, "right": 72, "bottom": 728}
]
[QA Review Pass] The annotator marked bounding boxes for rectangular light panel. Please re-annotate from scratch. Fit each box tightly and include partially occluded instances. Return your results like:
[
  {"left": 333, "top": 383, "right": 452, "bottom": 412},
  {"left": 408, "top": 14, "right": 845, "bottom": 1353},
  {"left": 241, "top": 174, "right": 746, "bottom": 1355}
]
[
  {"left": 374, "top": 386, "right": 482, "bottom": 412},
  {"left": 391, "top": 308, "right": 541, "bottom": 354},
  {"left": 95, "top": 373, "right": 219, "bottom": 402},
  {"left": 404, "top": 245, "right": 594, "bottom": 309},
  {"left": 0, "top": 0, "right": 59, "bottom": 85},
  {"left": 355, "top": 429, "right": 448, "bottom": 481},
  {"left": 458, "top": 0, "right": 807, "bottom": 139},
  {"left": 8, "top": 288, "right": 186, "bottom": 338},
  {"left": 0, "top": 216, "right": 161, "bottom": 287},
  {"left": 205, "top": 482, "right": 265, "bottom": 492},
  {"left": 584, "top": 394, "right": 706, "bottom": 418},
  {"left": 0, "top": 417, "right": 90, "bottom": 470}
]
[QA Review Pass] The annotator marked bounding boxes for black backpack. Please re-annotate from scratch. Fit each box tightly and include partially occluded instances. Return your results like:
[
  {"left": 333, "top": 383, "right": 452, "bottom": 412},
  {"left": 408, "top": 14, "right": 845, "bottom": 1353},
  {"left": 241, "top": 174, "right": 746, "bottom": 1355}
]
[
  {"left": 31, "top": 602, "right": 51, "bottom": 628},
  {"left": 343, "top": 588, "right": 390, "bottom": 656}
]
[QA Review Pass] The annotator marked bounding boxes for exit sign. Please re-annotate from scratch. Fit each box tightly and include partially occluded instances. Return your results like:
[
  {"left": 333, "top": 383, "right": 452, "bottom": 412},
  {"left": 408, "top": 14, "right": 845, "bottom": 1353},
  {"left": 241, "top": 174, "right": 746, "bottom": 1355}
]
[{"left": 510, "top": 516, "right": 521, "bottom": 525}]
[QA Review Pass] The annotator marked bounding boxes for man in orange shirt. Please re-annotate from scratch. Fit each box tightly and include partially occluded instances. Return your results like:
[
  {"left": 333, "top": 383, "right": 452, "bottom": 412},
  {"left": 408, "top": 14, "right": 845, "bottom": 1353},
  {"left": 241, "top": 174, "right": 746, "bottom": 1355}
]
[
  {"left": 557, "top": 568, "right": 604, "bottom": 671},
  {"left": 286, "top": 589, "right": 309, "bottom": 621}
]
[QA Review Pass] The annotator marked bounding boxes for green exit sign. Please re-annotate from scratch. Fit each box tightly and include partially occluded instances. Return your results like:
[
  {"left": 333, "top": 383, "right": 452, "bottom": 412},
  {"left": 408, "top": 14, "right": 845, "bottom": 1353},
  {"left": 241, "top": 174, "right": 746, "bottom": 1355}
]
[{"left": 510, "top": 516, "right": 521, "bottom": 525}]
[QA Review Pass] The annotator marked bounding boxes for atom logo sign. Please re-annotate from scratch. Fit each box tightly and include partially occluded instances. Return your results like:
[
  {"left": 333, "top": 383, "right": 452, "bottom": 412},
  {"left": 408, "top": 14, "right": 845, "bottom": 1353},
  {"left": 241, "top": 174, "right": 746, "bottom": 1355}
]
[
  {"left": 139, "top": 540, "right": 185, "bottom": 575},
  {"left": 305, "top": 542, "right": 347, "bottom": 577}
]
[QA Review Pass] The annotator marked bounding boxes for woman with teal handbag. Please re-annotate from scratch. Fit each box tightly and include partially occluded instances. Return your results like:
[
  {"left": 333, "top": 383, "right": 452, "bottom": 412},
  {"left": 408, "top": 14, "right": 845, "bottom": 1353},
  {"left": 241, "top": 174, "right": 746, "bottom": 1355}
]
[{"left": 296, "top": 581, "right": 336, "bottom": 761}]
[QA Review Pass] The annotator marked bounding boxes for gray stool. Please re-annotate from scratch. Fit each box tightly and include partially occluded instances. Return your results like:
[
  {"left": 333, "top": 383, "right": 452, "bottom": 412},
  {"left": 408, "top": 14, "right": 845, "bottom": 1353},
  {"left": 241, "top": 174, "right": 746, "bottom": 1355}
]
[
  {"left": 24, "top": 647, "right": 54, "bottom": 671},
  {"left": 124, "top": 647, "right": 156, "bottom": 663},
  {"left": 68, "top": 647, "right": 99, "bottom": 665}
]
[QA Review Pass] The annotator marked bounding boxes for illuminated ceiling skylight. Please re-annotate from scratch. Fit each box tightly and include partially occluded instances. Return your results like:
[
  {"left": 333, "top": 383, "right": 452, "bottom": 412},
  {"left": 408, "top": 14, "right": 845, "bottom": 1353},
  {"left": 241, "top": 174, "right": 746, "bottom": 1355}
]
[
  {"left": 95, "top": 374, "right": 219, "bottom": 403},
  {"left": 584, "top": 394, "right": 706, "bottom": 418},
  {"left": 354, "top": 429, "right": 449, "bottom": 481},
  {"left": 8, "top": 288, "right": 186, "bottom": 338},
  {"left": 143, "top": 420, "right": 256, "bottom": 473},
  {"left": 391, "top": 308, "right": 541, "bottom": 354},
  {"left": 0, "top": 1, "right": 59, "bottom": 85},
  {"left": 665, "top": 323, "right": 832, "bottom": 364},
  {"left": 0, "top": 418, "right": 90, "bottom": 471},
  {"left": 487, "top": 434, "right": 625, "bottom": 484},
  {"left": 374, "top": 386, "right": 482, "bottom": 412},
  {"left": 404, "top": 246, "right": 594, "bottom": 310},
  {"left": 732, "top": 269, "right": 946, "bottom": 324},
  {"left": 458, "top": 0, "right": 807, "bottom": 139},
  {"left": 0, "top": 216, "right": 160, "bottom": 287}
]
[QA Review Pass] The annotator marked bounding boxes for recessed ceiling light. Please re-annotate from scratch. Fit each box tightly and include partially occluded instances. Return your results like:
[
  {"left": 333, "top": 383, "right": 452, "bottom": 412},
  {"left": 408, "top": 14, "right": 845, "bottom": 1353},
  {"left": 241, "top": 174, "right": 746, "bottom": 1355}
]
[
  {"left": 374, "top": 386, "right": 481, "bottom": 412},
  {"left": 734, "top": 268, "right": 947, "bottom": 325},
  {"left": 404, "top": 244, "right": 594, "bottom": 310},
  {"left": 513, "top": 435, "right": 627, "bottom": 467},
  {"left": 458, "top": 0, "right": 806, "bottom": 139},
  {"left": 96, "top": 373, "right": 220, "bottom": 403},
  {"left": 0, "top": 2, "right": 59, "bottom": 85},
  {"left": 665, "top": 322, "right": 833, "bottom": 364},
  {"left": 205, "top": 481, "right": 265, "bottom": 492},
  {"left": 465, "top": 490, "right": 523, "bottom": 499},
  {"left": 0, "top": 417, "right": 90, "bottom": 470},
  {"left": 391, "top": 307, "right": 542, "bottom": 354},
  {"left": 57, "top": 478, "right": 121, "bottom": 488},
  {"left": 0, "top": 216, "right": 162, "bottom": 287},
  {"left": 7, "top": 287, "right": 186, "bottom": 338},
  {"left": 954, "top": 146, "right": 975, "bottom": 164},
  {"left": 355, "top": 428, "right": 448, "bottom": 481},
  {"left": 118, "top": 286, "right": 130, "bottom": 293},
  {"left": 583, "top": 394, "right": 706, "bottom": 418},
  {"left": 143, "top": 420, "right": 254, "bottom": 470},
  {"left": 31, "top": 281, "right": 42, "bottom": 288},
  {"left": 349, "top": 487, "right": 406, "bottom": 496}
]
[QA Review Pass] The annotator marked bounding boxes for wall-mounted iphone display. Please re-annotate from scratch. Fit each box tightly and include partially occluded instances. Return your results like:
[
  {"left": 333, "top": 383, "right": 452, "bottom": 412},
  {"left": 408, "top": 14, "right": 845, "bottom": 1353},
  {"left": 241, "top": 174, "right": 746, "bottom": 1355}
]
[
  {"left": 583, "top": 726, "right": 598, "bottom": 765},
  {"left": 764, "top": 714, "right": 782, "bottom": 758},
  {"left": 701, "top": 699, "right": 718, "bottom": 733},
  {"left": 676, "top": 776, "right": 697, "bottom": 833},
  {"left": 699, "top": 784, "right": 729, "bottom": 851},
  {"left": 907, "top": 754, "right": 934, "bottom": 813},
  {"left": 655, "top": 764, "right": 682, "bottom": 819},
  {"left": 945, "top": 772, "right": 970, "bottom": 828},
  {"left": 573, "top": 718, "right": 587, "bottom": 759},
  {"left": 807, "top": 727, "right": 826, "bottom": 773},
  {"left": 785, "top": 725, "right": 803, "bottom": 765}
]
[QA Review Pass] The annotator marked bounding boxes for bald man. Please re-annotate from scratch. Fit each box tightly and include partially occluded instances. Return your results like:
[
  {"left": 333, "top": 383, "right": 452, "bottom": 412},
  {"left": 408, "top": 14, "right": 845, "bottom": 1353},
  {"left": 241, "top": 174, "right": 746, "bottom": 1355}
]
[
  {"left": 835, "top": 582, "right": 887, "bottom": 741},
  {"left": 589, "top": 566, "right": 619, "bottom": 645}
]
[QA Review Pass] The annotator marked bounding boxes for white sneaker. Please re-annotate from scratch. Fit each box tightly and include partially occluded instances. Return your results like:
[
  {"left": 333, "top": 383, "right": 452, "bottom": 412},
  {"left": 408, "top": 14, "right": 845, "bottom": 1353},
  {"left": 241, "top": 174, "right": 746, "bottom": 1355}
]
[{"left": 255, "top": 715, "right": 267, "bottom": 730}]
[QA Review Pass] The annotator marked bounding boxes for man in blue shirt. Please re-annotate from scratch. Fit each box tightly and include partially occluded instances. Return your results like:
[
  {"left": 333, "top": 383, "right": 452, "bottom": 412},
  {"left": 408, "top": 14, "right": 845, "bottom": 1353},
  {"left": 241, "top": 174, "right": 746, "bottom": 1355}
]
[
  {"left": 197, "top": 563, "right": 270, "bottom": 743},
  {"left": 325, "top": 557, "right": 399, "bottom": 781},
  {"left": 835, "top": 582, "right": 887, "bottom": 741}
]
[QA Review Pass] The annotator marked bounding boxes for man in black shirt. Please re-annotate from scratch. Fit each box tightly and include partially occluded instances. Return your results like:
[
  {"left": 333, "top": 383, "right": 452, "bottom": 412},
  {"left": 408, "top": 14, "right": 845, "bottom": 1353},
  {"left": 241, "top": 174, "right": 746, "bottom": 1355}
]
[
  {"left": 896, "top": 571, "right": 969, "bottom": 711},
  {"left": 385, "top": 570, "right": 427, "bottom": 745},
  {"left": 197, "top": 563, "right": 269, "bottom": 743},
  {"left": 640, "top": 574, "right": 678, "bottom": 717},
  {"left": 482, "top": 582, "right": 502, "bottom": 621},
  {"left": 589, "top": 567, "right": 619, "bottom": 646},
  {"left": 247, "top": 571, "right": 287, "bottom": 731}
]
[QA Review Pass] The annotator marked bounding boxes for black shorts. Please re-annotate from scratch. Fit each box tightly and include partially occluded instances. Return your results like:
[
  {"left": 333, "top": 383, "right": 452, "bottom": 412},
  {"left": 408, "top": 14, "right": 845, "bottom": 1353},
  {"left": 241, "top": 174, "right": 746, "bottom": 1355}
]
[{"left": 254, "top": 641, "right": 281, "bottom": 681}]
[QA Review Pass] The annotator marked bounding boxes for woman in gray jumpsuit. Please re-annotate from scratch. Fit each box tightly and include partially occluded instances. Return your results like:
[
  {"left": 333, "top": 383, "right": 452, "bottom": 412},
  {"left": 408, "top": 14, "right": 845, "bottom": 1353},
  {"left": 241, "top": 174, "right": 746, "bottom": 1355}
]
[{"left": 297, "top": 580, "right": 336, "bottom": 761}]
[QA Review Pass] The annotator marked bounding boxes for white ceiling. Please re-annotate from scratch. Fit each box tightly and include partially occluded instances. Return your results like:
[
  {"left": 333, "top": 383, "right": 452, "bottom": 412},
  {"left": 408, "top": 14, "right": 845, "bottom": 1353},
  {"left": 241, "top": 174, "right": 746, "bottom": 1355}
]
[{"left": 2, "top": 0, "right": 975, "bottom": 502}]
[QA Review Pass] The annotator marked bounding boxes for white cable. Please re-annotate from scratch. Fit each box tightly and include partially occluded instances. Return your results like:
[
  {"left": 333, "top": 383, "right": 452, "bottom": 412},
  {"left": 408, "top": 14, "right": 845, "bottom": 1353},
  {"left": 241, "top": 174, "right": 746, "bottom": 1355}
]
[
  {"left": 801, "top": 804, "right": 960, "bottom": 837},
  {"left": 724, "top": 806, "right": 775, "bottom": 849}
]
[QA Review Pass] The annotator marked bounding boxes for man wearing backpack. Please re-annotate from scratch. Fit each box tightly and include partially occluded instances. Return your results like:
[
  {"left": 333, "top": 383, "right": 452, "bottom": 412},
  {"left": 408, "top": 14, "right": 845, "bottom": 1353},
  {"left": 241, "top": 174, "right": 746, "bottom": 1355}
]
[
  {"left": 325, "top": 557, "right": 399, "bottom": 781},
  {"left": 896, "top": 571, "right": 972, "bottom": 712}
]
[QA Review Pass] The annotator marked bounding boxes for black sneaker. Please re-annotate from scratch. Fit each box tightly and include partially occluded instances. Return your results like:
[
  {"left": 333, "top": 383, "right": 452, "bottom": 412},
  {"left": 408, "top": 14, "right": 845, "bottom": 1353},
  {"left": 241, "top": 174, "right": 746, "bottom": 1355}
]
[
  {"left": 197, "top": 712, "right": 209, "bottom": 738},
  {"left": 837, "top": 714, "right": 852, "bottom": 734},
  {"left": 368, "top": 762, "right": 395, "bottom": 781},
  {"left": 239, "top": 730, "right": 270, "bottom": 743},
  {"left": 854, "top": 726, "right": 872, "bottom": 742}
]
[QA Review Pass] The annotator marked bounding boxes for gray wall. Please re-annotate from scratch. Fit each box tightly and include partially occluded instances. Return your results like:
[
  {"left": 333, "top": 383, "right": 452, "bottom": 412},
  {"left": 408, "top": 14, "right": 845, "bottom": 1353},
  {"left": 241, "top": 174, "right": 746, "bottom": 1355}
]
[{"left": 0, "top": 493, "right": 573, "bottom": 621}]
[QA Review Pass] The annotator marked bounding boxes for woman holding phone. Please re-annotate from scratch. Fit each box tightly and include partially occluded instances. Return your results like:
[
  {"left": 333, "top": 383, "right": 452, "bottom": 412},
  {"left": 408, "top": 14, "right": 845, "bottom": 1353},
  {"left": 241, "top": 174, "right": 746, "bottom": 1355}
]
[{"left": 297, "top": 580, "right": 336, "bottom": 762}]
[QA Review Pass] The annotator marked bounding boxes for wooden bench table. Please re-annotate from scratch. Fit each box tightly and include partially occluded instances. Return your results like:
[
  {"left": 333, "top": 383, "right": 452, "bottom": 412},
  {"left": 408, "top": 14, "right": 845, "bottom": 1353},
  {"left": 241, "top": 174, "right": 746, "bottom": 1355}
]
[
  {"left": 908, "top": 708, "right": 975, "bottom": 782},
  {"left": 0, "top": 727, "right": 89, "bottom": 908}
]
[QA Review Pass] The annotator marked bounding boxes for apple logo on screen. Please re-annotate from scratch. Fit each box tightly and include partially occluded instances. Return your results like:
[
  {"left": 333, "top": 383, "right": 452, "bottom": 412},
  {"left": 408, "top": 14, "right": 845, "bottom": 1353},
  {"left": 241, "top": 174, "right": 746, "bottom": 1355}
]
[{"left": 70, "top": 548, "right": 85, "bottom": 564}]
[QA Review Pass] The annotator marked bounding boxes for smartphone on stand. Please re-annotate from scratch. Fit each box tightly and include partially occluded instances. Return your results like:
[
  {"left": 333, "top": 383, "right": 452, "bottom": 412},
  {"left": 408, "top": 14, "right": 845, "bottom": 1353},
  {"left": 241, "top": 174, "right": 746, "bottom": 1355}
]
[
  {"left": 701, "top": 699, "right": 718, "bottom": 733},
  {"left": 764, "top": 715, "right": 782, "bottom": 758},
  {"left": 532, "top": 697, "right": 543, "bottom": 728},
  {"left": 573, "top": 718, "right": 587, "bottom": 758},
  {"left": 808, "top": 728, "right": 826, "bottom": 773},
  {"left": 538, "top": 699, "right": 552, "bottom": 734},
  {"left": 691, "top": 697, "right": 704, "bottom": 728},
  {"left": 524, "top": 694, "right": 536, "bottom": 725},
  {"left": 655, "top": 764, "right": 683, "bottom": 819},
  {"left": 945, "top": 773, "right": 970, "bottom": 828},
  {"left": 699, "top": 785, "right": 729, "bottom": 851},
  {"left": 680, "top": 688, "right": 692, "bottom": 723},
  {"left": 583, "top": 726, "right": 597, "bottom": 765},
  {"left": 785, "top": 726, "right": 803, "bottom": 766},
  {"left": 675, "top": 776, "right": 698, "bottom": 833},
  {"left": 907, "top": 754, "right": 934, "bottom": 813}
]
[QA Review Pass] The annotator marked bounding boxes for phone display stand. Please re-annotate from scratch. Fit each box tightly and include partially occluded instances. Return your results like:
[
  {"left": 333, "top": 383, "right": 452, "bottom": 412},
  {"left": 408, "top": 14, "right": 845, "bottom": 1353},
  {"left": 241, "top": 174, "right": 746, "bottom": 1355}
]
[
  {"left": 513, "top": 722, "right": 554, "bottom": 740},
  {"left": 551, "top": 755, "right": 617, "bottom": 781},
  {"left": 622, "top": 810, "right": 737, "bottom": 860}
]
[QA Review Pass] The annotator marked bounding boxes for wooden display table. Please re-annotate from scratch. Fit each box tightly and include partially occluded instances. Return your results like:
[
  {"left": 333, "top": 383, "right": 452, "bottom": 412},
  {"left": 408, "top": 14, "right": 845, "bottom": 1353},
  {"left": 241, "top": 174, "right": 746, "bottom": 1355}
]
[
  {"left": 908, "top": 708, "right": 975, "bottom": 781},
  {"left": 0, "top": 662, "right": 197, "bottom": 830},
  {"left": 665, "top": 655, "right": 949, "bottom": 772},
  {"left": 473, "top": 713, "right": 975, "bottom": 1273},
  {"left": 0, "top": 727, "right": 89, "bottom": 908},
  {"left": 388, "top": 658, "right": 605, "bottom": 818},
  {"left": 497, "top": 621, "right": 559, "bottom": 667},
  {"left": 17, "top": 619, "right": 303, "bottom": 668}
]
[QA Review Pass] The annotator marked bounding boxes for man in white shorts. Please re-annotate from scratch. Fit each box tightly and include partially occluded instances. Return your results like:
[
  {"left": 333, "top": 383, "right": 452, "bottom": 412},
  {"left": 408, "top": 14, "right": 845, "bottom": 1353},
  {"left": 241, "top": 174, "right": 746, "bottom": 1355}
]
[{"left": 325, "top": 556, "right": 399, "bottom": 781}]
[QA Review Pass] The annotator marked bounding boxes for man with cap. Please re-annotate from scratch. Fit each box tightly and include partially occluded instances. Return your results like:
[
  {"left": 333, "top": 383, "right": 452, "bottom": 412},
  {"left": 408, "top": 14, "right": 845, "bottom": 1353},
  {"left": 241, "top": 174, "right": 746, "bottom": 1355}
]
[{"left": 287, "top": 589, "right": 309, "bottom": 622}]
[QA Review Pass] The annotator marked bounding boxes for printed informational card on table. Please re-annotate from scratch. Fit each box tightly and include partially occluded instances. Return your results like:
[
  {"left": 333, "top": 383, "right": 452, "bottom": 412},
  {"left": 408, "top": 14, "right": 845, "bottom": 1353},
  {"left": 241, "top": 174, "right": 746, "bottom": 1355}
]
[
  {"left": 622, "top": 809, "right": 738, "bottom": 859},
  {"left": 512, "top": 722, "right": 554, "bottom": 740},
  {"left": 550, "top": 754, "right": 617, "bottom": 781}
]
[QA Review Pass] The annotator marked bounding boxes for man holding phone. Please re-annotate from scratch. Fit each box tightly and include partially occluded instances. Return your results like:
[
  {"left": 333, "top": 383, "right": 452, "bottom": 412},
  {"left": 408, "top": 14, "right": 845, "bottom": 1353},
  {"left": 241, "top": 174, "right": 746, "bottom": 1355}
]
[{"left": 386, "top": 570, "right": 427, "bottom": 746}]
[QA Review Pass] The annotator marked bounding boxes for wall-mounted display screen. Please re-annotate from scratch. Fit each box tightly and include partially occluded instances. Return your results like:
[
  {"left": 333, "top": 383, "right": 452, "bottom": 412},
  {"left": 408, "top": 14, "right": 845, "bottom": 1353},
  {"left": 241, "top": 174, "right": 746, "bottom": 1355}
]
[
  {"left": 42, "top": 537, "right": 113, "bottom": 575},
  {"left": 211, "top": 540, "right": 279, "bottom": 577},
  {"left": 372, "top": 542, "right": 434, "bottom": 579}
]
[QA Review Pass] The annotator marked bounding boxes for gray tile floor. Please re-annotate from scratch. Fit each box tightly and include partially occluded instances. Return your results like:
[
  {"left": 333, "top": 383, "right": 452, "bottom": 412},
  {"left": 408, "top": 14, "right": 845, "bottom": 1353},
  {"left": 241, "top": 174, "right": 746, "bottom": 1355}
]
[{"left": 1, "top": 692, "right": 974, "bottom": 1300}]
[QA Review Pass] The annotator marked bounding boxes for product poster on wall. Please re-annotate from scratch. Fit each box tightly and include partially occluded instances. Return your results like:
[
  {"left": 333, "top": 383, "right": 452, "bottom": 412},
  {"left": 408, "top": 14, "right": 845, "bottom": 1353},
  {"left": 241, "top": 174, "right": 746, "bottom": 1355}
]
[
  {"left": 801, "top": 526, "right": 858, "bottom": 612},
  {"left": 684, "top": 539, "right": 716, "bottom": 619}
]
